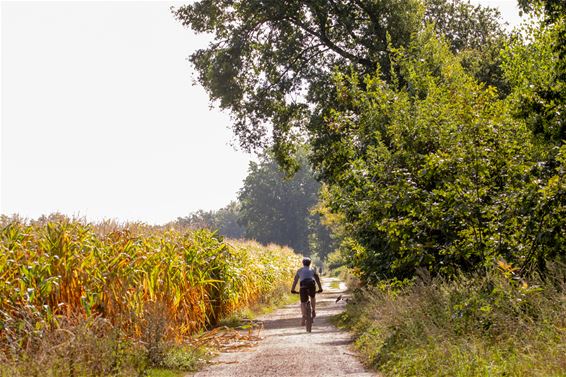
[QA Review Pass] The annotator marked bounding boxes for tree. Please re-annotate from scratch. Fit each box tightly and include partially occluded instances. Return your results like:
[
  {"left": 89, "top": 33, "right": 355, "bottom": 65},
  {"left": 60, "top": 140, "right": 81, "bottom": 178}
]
[
  {"left": 238, "top": 150, "right": 333, "bottom": 257},
  {"left": 504, "top": 2, "right": 565, "bottom": 145},
  {"left": 501, "top": 3, "right": 565, "bottom": 273},
  {"left": 176, "top": 210, "right": 216, "bottom": 229},
  {"left": 173, "top": 0, "right": 506, "bottom": 168},
  {"left": 316, "top": 23, "right": 563, "bottom": 282},
  {"left": 213, "top": 202, "right": 246, "bottom": 239},
  {"left": 517, "top": 0, "right": 566, "bottom": 23}
]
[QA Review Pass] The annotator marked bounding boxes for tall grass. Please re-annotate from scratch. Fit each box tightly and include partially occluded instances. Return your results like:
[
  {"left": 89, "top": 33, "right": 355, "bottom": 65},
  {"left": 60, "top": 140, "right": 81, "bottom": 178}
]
[
  {"left": 0, "top": 216, "right": 298, "bottom": 374},
  {"left": 337, "top": 264, "right": 566, "bottom": 376}
]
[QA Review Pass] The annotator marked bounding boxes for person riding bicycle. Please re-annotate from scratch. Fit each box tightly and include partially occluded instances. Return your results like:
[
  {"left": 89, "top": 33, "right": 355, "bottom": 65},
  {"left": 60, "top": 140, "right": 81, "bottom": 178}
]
[{"left": 291, "top": 257, "right": 323, "bottom": 325}]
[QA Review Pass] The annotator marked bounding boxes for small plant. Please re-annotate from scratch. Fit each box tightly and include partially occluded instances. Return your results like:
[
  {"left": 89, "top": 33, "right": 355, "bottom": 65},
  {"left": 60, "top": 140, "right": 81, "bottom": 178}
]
[
  {"left": 161, "top": 345, "right": 206, "bottom": 372},
  {"left": 142, "top": 301, "right": 170, "bottom": 366}
]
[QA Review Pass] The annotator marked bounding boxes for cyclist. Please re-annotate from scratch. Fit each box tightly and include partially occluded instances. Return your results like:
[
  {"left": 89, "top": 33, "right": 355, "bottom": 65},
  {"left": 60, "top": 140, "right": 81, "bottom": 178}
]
[{"left": 291, "top": 257, "right": 323, "bottom": 325}]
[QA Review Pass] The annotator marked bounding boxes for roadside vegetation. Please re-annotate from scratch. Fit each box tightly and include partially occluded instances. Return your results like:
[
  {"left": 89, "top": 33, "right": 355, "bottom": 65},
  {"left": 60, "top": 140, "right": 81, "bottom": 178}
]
[
  {"left": 0, "top": 216, "right": 298, "bottom": 376},
  {"left": 336, "top": 263, "right": 565, "bottom": 376}
]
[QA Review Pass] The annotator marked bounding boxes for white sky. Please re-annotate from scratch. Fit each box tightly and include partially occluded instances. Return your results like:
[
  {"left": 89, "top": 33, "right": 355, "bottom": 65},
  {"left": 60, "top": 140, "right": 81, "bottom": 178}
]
[{"left": 0, "top": 1, "right": 523, "bottom": 225}]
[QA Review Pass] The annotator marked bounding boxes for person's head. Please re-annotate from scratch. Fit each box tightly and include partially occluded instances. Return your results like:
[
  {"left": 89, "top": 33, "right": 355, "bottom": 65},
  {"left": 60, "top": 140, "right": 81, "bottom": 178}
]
[{"left": 302, "top": 257, "right": 311, "bottom": 267}]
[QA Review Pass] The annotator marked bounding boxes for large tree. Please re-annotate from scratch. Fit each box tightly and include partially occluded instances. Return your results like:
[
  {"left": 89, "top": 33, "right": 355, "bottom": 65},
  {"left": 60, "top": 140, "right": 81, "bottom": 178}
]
[
  {"left": 508, "top": 0, "right": 565, "bottom": 145},
  {"left": 173, "top": 0, "right": 506, "bottom": 168},
  {"left": 500, "top": 2, "right": 565, "bottom": 273},
  {"left": 316, "top": 4, "right": 566, "bottom": 281},
  {"left": 318, "top": 24, "right": 565, "bottom": 282},
  {"left": 238, "top": 151, "right": 333, "bottom": 257}
]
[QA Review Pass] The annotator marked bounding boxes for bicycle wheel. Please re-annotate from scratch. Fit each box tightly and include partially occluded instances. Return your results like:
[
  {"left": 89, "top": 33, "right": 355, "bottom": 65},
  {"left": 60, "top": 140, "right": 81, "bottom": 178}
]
[{"left": 305, "top": 301, "right": 312, "bottom": 332}]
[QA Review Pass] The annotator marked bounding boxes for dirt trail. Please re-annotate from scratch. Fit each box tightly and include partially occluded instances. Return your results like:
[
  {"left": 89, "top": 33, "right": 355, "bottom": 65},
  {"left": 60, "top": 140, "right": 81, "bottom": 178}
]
[{"left": 190, "top": 277, "right": 375, "bottom": 377}]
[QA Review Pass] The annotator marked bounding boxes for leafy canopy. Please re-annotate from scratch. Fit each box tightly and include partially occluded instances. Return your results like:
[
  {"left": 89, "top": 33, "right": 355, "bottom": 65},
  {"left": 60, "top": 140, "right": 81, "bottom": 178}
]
[
  {"left": 173, "top": 0, "right": 506, "bottom": 168},
  {"left": 318, "top": 14, "right": 565, "bottom": 281}
]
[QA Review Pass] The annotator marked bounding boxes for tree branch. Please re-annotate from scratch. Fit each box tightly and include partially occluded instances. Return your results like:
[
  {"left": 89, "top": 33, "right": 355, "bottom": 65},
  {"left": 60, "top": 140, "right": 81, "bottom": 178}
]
[{"left": 283, "top": 15, "right": 374, "bottom": 70}]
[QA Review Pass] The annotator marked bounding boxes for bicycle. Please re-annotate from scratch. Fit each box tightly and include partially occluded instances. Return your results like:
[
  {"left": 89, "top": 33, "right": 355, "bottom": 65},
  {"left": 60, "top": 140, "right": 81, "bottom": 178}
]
[{"left": 292, "top": 288, "right": 323, "bottom": 333}]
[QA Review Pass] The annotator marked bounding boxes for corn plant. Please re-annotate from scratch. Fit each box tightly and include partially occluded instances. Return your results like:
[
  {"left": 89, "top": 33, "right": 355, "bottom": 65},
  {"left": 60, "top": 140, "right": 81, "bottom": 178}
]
[{"left": 0, "top": 217, "right": 299, "bottom": 358}]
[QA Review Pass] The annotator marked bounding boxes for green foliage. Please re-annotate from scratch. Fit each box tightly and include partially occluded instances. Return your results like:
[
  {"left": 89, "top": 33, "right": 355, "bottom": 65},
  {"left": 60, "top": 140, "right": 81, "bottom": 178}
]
[
  {"left": 316, "top": 26, "right": 545, "bottom": 281},
  {"left": 159, "top": 345, "right": 207, "bottom": 372},
  {"left": 173, "top": 0, "right": 507, "bottom": 169},
  {"left": 424, "top": 0, "right": 503, "bottom": 52},
  {"left": 147, "top": 370, "right": 184, "bottom": 377},
  {"left": 517, "top": 0, "right": 566, "bottom": 23},
  {"left": 502, "top": 15, "right": 565, "bottom": 145},
  {"left": 501, "top": 7, "right": 565, "bottom": 273},
  {"left": 337, "top": 264, "right": 566, "bottom": 376},
  {"left": 176, "top": 0, "right": 564, "bottom": 284},
  {"left": 425, "top": 0, "right": 509, "bottom": 94},
  {"left": 313, "top": 11, "right": 566, "bottom": 281},
  {"left": 238, "top": 150, "right": 334, "bottom": 258}
]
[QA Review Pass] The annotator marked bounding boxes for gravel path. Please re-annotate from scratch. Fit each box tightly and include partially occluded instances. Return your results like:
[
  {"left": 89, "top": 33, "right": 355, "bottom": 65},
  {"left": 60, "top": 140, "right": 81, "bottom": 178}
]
[{"left": 189, "top": 278, "right": 376, "bottom": 377}]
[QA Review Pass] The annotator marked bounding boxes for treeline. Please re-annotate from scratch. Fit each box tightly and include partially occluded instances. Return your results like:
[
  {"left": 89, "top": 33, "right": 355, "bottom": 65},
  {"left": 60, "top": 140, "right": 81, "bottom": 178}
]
[
  {"left": 175, "top": 0, "right": 565, "bottom": 282},
  {"left": 172, "top": 151, "right": 335, "bottom": 259}
]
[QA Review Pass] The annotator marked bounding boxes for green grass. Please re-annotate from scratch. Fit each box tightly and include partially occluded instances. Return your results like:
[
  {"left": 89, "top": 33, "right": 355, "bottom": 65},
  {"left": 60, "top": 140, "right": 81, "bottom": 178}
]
[
  {"left": 147, "top": 369, "right": 185, "bottom": 377},
  {"left": 257, "top": 291, "right": 301, "bottom": 313},
  {"left": 336, "top": 264, "right": 566, "bottom": 376}
]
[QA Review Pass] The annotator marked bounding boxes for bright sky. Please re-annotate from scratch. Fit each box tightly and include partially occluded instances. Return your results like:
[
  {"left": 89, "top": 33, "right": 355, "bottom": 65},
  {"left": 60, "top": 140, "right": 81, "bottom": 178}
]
[{"left": 0, "top": 1, "right": 523, "bottom": 225}]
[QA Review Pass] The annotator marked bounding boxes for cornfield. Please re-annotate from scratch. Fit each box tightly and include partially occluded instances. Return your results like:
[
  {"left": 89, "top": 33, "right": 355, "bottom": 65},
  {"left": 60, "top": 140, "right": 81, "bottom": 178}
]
[{"left": 0, "top": 216, "right": 299, "bottom": 359}]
